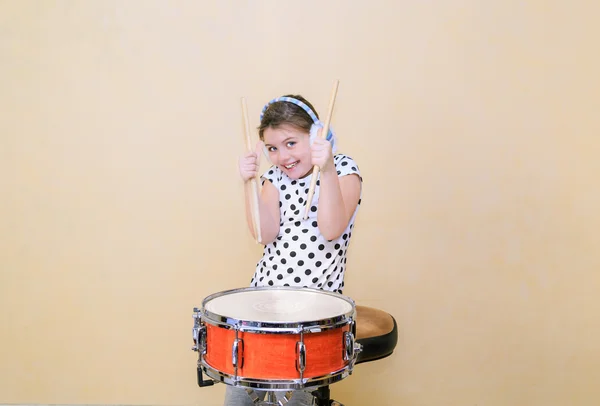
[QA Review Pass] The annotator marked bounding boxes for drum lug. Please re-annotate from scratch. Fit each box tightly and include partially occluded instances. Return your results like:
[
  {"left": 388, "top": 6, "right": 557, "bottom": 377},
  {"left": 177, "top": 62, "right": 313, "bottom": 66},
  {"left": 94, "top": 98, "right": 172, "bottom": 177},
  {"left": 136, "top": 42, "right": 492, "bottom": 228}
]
[
  {"left": 192, "top": 310, "right": 206, "bottom": 354},
  {"left": 192, "top": 308, "right": 214, "bottom": 387},
  {"left": 296, "top": 342, "right": 306, "bottom": 373},
  {"left": 343, "top": 330, "right": 362, "bottom": 365},
  {"left": 232, "top": 338, "right": 244, "bottom": 369},
  {"left": 343, "top": 331, "right": 353, "bottom": 361},
  {"left": 295, "top": 329, "right": 306, "bottom": 382},
  {"left": 232, "top": 327, "right": 244, "bottom": 381}
]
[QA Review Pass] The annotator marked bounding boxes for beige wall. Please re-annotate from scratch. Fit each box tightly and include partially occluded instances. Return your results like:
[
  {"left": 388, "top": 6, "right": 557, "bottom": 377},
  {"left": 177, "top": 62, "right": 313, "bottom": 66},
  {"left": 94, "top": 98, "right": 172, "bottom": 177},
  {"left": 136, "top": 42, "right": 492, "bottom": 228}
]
[{"left": 1, "top": 1, "right": 599, "bottom": 405}]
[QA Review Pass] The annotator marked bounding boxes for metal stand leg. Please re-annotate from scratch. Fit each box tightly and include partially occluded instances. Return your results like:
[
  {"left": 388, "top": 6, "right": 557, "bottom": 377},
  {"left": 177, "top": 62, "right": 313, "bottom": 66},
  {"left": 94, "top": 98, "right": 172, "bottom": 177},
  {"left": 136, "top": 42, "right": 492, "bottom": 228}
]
[
  {"left": 278, "top": 391, "right": 294, "bottom": 405},
  {"left": 312, "top": 386, "right": 329, "bottom": 406},
  {"left": 245, "top": 390, "right": 294, "bottom": 406},
  {"left": 311, "top": 386, "right": 344, "bottom": 406},
  {"left": 266, "top": 392, "right": 277, "bottom": 404},
  {"left": 245, "top": 388, "right": 262, "bottom": 404}
]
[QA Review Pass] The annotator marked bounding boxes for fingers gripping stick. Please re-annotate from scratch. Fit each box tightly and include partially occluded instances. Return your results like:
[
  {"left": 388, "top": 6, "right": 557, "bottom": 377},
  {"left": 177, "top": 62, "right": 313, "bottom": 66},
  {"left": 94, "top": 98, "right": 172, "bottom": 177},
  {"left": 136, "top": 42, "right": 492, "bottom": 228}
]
[
  {"left": 304, "top": 80, "right": 340, "bottom": 220},
  {"left": 242, "top": 97, "right": 262, "bottom": 244}
]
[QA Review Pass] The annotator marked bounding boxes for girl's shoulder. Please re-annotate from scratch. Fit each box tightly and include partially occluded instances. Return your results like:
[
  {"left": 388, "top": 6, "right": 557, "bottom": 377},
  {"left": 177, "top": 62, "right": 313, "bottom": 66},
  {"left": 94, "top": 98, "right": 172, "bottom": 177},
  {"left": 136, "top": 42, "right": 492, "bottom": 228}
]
[
  {"left": 261, "top": 165, "right": 282, "bottom": 185},
  {"left": 333, "top": 154, "right": 361, "bottom": 178}
]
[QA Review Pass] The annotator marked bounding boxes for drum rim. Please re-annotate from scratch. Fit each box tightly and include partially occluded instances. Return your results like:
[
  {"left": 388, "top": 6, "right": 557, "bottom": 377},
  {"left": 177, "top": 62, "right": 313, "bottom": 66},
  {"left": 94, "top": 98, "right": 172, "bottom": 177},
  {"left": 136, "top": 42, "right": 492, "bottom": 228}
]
[
  {"left": 199, "top": 286, "right": 356, "bottom": 332},
  {"left": 200, "top": 359, "right": 353, "bottom": 390}
]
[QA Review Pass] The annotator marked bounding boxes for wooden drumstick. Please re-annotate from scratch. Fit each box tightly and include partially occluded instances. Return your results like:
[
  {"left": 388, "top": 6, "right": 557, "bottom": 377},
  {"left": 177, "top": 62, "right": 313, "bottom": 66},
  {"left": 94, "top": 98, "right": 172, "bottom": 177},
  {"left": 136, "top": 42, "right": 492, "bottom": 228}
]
[
  {"left": 304, "top": 80, "right": 340, "bottom": 220},
  {"left": 241, "top": 97, "right": 262, "bottom": 244}
]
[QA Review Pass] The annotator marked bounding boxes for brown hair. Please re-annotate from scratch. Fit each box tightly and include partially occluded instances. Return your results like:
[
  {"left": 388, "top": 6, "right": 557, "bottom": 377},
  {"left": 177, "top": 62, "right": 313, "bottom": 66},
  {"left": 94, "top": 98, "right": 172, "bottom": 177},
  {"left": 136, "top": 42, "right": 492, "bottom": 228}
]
[{"left": 258, "top": 94, "right": 319, "bottom": 140}]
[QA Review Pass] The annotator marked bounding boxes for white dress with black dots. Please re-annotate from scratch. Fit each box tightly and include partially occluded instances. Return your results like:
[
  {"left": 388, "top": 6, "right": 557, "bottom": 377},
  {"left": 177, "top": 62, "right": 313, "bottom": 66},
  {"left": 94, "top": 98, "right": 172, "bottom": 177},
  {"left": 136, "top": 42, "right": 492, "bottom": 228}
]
[{"left": 250, "top": 154, "right": 362, "bottom": 294}]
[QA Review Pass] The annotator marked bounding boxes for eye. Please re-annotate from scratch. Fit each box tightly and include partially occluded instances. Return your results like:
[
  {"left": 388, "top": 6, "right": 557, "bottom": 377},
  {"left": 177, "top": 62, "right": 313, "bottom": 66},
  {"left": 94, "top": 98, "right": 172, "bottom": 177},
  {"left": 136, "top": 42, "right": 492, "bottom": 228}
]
[
  {"left": 286, "top": 141, "right": 296, "bottom": 148},
  {"left": 267, "top": 146, "right": 277, "bottom": 152}
]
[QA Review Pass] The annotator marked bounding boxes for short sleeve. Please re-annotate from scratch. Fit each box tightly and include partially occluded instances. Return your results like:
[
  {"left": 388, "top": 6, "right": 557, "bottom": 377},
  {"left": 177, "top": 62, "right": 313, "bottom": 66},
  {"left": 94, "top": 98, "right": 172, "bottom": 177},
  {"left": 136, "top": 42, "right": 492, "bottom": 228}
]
[
  {"left": 261, "top": 165, "right": 281, "bottom": 188},
  {"left": 334, "top": 154, "right": 362, "bottom": 181}
]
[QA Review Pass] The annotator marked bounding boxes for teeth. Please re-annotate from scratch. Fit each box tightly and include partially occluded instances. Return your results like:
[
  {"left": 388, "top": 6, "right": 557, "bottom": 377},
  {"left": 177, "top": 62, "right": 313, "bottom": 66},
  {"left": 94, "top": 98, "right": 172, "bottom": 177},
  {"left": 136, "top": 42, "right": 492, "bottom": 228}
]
[{"left": 285, "top": 162, "right": 298, "bottom": 169}]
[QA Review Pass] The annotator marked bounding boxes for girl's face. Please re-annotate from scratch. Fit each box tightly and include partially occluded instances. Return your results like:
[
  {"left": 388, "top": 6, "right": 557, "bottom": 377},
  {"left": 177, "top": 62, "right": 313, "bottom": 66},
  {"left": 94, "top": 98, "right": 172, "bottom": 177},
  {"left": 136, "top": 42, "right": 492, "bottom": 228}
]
[{"left": 263, "top": 124, "right": 313, "bottom": 179}]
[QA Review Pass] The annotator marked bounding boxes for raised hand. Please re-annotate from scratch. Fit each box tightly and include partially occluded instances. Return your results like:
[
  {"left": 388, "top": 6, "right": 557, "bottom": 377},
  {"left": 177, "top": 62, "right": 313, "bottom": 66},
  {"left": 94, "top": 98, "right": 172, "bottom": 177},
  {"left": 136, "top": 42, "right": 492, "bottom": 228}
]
[{"left": 239, "top": 141, "right": 263, "bottom": 182}]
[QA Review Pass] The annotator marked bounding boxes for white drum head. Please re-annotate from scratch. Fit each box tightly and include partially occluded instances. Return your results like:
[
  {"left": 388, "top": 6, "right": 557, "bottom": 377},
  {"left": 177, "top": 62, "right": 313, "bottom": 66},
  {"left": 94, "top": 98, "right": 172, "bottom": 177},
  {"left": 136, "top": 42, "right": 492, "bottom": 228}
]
[{"left": 204, "top": 288, "right": 353, "bottom": 323}]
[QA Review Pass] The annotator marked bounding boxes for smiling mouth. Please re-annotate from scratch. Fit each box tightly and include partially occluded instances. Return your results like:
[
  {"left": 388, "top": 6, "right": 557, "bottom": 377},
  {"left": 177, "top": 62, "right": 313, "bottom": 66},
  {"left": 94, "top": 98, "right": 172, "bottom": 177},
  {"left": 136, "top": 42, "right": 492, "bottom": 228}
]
[{"left": 284, "top": 161, "right": 299, "bottom": 169}]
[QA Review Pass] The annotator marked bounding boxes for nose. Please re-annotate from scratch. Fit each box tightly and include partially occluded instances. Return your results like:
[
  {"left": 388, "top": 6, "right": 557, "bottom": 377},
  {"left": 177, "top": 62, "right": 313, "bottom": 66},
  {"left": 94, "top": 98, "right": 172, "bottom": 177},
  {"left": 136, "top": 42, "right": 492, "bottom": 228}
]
[{"left": 278, "top": 149, "right": 290, "bottom": 162}]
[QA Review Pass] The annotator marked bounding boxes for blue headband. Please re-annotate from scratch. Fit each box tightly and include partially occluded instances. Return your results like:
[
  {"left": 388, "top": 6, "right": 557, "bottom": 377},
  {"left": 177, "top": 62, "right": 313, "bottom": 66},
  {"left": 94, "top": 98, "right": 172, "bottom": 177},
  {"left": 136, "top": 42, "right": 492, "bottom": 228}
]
[{"left": 260, "top": 96, "right": 335, "bottom": 144}]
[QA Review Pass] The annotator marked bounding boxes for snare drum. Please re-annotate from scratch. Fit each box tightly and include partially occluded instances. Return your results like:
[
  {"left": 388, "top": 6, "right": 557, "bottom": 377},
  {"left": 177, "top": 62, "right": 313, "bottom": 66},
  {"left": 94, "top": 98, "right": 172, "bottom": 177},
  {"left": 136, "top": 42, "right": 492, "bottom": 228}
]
[{"left": 192, "top": 286, "right": 362, "bottom": 390}]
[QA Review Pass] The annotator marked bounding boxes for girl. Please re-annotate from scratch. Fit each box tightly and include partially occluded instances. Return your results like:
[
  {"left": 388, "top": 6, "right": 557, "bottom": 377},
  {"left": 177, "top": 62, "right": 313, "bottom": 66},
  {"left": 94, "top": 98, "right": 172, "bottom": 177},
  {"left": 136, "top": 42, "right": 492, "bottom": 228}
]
[
  {"left": 225, "top": 95, "right": 363, "bottom": 405},
  {"left": 240, "top": 94, "right": 362, "bottom": 293}
]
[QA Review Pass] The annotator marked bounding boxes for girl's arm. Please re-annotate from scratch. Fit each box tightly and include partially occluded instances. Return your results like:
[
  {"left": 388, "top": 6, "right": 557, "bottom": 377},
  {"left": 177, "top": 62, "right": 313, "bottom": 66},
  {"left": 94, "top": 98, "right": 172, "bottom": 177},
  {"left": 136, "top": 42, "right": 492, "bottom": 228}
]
[
  {"left": 316, "top": 167, "right": 361, "bottom": 241},
  {"left": 244, "top": 179, "right": 280, "bottom": 244}
]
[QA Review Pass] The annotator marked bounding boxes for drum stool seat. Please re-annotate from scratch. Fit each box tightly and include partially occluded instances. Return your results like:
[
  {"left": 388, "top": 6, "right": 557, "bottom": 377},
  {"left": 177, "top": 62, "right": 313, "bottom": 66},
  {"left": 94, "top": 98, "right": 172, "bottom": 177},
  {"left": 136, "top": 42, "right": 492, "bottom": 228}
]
[{"left": 355, "top": 305, "right": 398, "bottom": 364}]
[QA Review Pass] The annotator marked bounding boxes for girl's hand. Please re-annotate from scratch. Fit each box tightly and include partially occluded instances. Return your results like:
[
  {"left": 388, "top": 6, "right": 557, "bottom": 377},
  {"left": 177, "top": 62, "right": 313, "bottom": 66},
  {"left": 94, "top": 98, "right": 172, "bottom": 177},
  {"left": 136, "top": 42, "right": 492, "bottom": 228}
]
[
  {"left": 310, "top": 132, "right": 334, "bottom": 173},
  {"left": 239, "top": 141, "right": 263, "bottom": 182}
]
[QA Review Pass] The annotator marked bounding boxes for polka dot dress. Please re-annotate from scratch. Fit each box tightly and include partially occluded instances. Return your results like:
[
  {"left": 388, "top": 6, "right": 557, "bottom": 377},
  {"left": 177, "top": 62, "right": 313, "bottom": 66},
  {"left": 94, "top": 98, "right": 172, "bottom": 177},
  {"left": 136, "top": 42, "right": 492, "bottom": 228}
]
[{"left": 250, "top": 154, "right": 362, "bottom": 294}]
